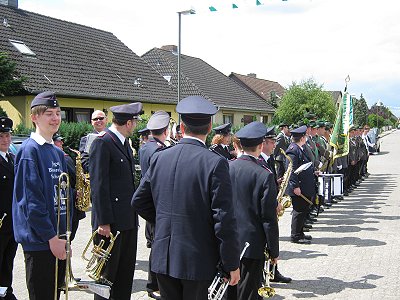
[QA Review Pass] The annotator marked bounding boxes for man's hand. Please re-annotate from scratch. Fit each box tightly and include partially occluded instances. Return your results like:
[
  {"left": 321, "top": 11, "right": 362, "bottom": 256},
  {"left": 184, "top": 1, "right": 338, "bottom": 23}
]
[
  {"left": 294, "top": 187, "right": 301, "bottom": 196},
  {"left": 49, "top": 236, "right": 67, "bottom": 260},
  {"left": 276, "top": 202, "right": 283, "bottom": 215},
  {"left": 98, "top": 224, "right": 111, "bottom": 237},
  {"left": 277, "top": 177, "right": 284, "bottom": 186},
  {"left": 229, "top": 268, "right": 240, "bottom": 286},
  {"left": 271, "top": 257, "right": 279, "bottom": 265}
]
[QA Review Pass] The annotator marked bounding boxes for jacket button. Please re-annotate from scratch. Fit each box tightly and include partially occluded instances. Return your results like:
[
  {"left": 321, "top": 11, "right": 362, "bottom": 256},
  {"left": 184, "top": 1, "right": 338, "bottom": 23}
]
[
  {"left": 115, "top": 197, "right": 119, "bottom": 201},
  {"left": 3, "top": 176, "right": 6, "bottom": 179},
  {"left": 120, "top": 159, "right": 123, "bottom": 162}
]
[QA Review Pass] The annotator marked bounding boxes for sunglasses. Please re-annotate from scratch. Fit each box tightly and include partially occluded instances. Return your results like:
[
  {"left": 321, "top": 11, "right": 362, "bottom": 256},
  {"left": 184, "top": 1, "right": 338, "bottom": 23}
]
[{"left": 92, "top": 117, "right": 105, "bottom": 121}]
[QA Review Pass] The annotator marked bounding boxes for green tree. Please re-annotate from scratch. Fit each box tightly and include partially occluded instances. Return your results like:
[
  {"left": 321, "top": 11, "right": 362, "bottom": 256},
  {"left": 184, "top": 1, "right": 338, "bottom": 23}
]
[
  {"left": 353, "top": 93, "right": 369, "bottom": 126},
  {"left": 0, "top": 52, "right": 26, "bottom": 96},
  {"left": 0, "top": 106, "right": 7, "bottom": 117},
  {"left": 367, "top": 114, "right": 385, "bottom": 129},
  {"left": 274, "top": 78, "right": 336, "bottom": 125}
]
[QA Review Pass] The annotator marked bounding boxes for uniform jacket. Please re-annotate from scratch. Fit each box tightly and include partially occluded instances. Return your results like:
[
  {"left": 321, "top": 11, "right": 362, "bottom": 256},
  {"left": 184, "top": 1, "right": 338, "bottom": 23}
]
[
  {"left": 285, "top": 143, "right": 316, "bottom": 198},
  {"left": 89, "top": 129, "right": 138, "bottom": 232},
  {"left": 209, "top": 144, "right": 235, "bottom": 160},
  {"left": 349, "top": 137, "right": 358, "bottom": 163},
  {"left": 274, "top": 132, "right": 290, "bottom": 162},
  {"left": 132, "top": 138, "right": 240, "bottom": 281},
  {"left": 229, "top": 155, "right": 279, "bottom": 259},
  {"left": 0, "top": 152, "right": 15, "bottom": 234},
  {"left": 306, "top": 136, "right": 320, "bottom": 169},
  {"left": 138, "top": 136, "right": 165, "bottom": 177},
  {"left": 79, "top": 130, "right": 99, "bottom": 173}
]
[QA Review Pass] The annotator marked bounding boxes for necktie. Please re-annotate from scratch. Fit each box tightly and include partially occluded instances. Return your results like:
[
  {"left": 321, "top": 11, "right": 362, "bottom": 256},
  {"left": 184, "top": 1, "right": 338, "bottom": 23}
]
[
  {"left": 124, "top": 140, "right": 131, "bottom": 157},
  {"left": 6, "top": 152, "right": 13, "bottom": 167}
]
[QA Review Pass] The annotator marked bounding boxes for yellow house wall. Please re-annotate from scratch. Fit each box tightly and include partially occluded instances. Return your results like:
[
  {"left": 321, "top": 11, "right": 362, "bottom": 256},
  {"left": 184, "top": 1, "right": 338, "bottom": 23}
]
[
  {"left": 216, "top": 110, "right": 274, "bottom": 127},
  {"left": 0, "top": 96, "right": 29, "bottom": 129}
]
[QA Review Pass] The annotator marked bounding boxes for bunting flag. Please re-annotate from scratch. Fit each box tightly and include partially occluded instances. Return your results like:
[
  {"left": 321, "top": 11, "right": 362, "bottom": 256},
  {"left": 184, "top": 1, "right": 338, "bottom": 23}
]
[
  {"left": 208, "top": 0, "right": 268, "bottom": 12},
  {"left": 330, "top": 92, "right": 353, "bottom": 159}
]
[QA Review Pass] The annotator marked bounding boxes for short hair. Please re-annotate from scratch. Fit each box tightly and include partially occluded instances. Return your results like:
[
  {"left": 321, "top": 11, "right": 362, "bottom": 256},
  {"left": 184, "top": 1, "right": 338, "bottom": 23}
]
[
  {"left": 211, "top": 134, "right": 225, "bottom": 145},
  {"left": 182, "top": 122, "right": 210, "bottom": 136},
  {"left": 292, "top": 135, "right": 303, "bottom": 143},
  {"left": 112, "top": 116, "right": 129, "bottom": 126},
  {"left": 363, "top": 125, "right": 370, "bottom": 130},
  {"left": 31, "top": 105, "right": 51, "bottom": 128},
  {"left": 232, "top": 136, "right": 242, "bottom": 151},
  {"left": 242, "top": 145, "right": 258, "bottom": 152},
  {"left": 150, "top": 126, "right": 168, "bottom": 136}
]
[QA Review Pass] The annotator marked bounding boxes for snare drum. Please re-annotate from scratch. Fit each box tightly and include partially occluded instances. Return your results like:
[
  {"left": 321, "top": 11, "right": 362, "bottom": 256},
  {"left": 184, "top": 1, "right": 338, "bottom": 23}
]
[
  {"left": 318, "top": 174, "right": 335, "bottom": 203},
  {"left": 331, "top": 174, "right": 344, "bottom": 196}
]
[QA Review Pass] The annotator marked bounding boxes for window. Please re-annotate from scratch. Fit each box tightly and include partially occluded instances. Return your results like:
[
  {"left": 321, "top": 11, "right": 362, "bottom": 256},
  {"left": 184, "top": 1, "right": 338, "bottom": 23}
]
[
  {"left": 9, "top": 40, "right": 36, "bottom": 56},
  {"left": 61, "top": 107, "right": 93, "bottom": 122},
  {"left": 223, "top": 114, "right": 233, "bottom": 124},
  {"left": 262, "top": 115, "right": 269, "bottom": 124}
]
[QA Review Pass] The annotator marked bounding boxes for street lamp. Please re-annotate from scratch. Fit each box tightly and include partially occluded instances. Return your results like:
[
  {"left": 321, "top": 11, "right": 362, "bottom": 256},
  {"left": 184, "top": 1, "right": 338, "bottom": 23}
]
[
  {"left": 376, "top": 100, "right": 383, "bottom": 132},
  {"left": 177, "top": 8, "right": 195, "bottom": 124}
]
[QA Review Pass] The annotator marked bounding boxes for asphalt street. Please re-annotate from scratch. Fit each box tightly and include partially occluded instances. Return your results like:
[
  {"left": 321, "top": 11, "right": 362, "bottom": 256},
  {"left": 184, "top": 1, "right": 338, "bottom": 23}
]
[{"left": 11, "top": 129, "right": 400, "bottom": 299}]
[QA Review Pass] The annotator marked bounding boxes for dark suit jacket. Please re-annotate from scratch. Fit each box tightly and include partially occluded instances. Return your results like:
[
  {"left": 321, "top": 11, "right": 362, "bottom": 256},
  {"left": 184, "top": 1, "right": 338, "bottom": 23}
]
[
  {"left": 89, "top": 129, "right": 137, "bottom": 231},
  {"left": 274, "top": 132, "right": 290, "bottom": 162},
  {"left": 138, "top": 136, "right": 165, "bottom": 177},
  {"left": 229, "top": 155, "right": 279, "bottom": 259},
  {"left": 132, "top": 138, "right": 240, "bottom": 281},
  {"left": 285, "top": 143, "right": 316, "bottom": 198},
  {"left": 0, "top": 153, "right": 14, "bottom": 234},
  {"left": 210, "top": 144, "right": 235, "bottom": 160}
]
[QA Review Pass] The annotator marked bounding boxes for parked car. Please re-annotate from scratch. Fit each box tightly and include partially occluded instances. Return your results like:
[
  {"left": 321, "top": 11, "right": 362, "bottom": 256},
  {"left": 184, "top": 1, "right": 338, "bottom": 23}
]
[
  {"left": 8, "top": 135, "right": 29, "bottom": 155},
  {"left": 367, "top": 128, "right": 380, "bottom": 154}
]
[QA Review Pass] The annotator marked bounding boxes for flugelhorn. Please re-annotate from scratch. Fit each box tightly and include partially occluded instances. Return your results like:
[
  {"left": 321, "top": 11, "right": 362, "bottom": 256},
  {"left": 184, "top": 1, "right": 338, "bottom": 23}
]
[
  {"left": 0, "top": 213, "right": 6, "bottom": 229},
  {"left": 208, "top": 242, "right": 250, "bottom": 300},
  {"left": 82, "top": 229, "right": 120, "bottom": 286},
  {"left": 258, "top": 249, "right": 276, "bottom": 298}
]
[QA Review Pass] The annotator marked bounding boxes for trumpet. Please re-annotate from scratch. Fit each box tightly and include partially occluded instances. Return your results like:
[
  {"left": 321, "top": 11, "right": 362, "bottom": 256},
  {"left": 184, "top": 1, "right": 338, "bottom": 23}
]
[
  {"left": 208, "top": 242, "right": 250, "bottom": 300},
  {"left": 258, "top": 249, "right": 276, "bottom": 298},
  {"left": 82, "top": 229, "right": 120, "bottom": 286},
  {"left": 0, "top": 213, "right": 6, "bottom": 229},
  {"left": 54, "top": 173, "right": 111, "bottom": 299}
]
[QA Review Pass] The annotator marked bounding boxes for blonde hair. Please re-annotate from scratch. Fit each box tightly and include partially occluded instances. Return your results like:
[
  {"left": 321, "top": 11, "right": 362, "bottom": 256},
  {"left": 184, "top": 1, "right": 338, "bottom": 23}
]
[{"left": 211, "top": 134, "right": 225, "bottom": 145}]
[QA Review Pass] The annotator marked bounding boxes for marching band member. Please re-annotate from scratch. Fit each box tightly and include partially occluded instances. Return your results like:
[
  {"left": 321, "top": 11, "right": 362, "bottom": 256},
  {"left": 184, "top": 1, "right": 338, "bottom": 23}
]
[
  {"left": 132, "top": 96, "right": 240, "bottom": 300},
  {"left": 210, "top": 123, "right": 235, "bottom": 160},
  {"left": 273, "top": 122, "right": 291, "bottom": 178}
]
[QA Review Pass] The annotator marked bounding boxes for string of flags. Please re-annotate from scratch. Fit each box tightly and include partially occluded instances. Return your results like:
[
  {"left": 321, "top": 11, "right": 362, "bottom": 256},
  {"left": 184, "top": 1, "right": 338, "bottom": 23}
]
[{"left": 208, "top": 0, "right": 287, "bottom": 12}]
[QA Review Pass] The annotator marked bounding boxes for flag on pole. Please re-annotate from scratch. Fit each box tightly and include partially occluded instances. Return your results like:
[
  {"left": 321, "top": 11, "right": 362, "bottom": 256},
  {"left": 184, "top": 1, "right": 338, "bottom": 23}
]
[{"left": 330, "top": 92, "right": 353, "bottom": 159}]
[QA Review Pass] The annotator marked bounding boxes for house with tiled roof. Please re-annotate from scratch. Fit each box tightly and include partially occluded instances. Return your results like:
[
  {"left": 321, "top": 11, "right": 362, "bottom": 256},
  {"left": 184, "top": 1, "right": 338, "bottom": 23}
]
[
  {"left": 0, "top": 2, "right": 177, "bottom": 126},
  {"left": 229, "top": 72, "right": 286, "bottom": 108},
  {"left": 328, "top": 91, "right": 342, "bottom": 109},
  {"left": 142, "top": 46, "right": 275, "bottom": 126}
]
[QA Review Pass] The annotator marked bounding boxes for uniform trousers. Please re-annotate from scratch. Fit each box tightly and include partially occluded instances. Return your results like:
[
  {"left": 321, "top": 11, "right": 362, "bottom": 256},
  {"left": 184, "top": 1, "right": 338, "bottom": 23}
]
[
  {"left": 0, "top": 233, "right": 17, "bottom": 295},
  {"left": 157, "top": 273, "right": 211, "bottom": 300},
  {"left": 224, "top": 257, "right": 263, "bottom": 300},
  {"left": 24, "top": 250, "right": 66, "bottom": 300},
  {"left": 145, "top": 222, "right": 159, "bottom": 293},
  {"left": 94, "top": 228, "right": 137, "bottom": 300},
  {"left": 291, "top": 195, "right": 311, "bottom": 240}
]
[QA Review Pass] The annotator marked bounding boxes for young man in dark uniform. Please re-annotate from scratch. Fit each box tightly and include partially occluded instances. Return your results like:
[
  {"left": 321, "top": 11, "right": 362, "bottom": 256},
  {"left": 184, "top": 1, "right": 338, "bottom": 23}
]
[
  {"left": 89, "top": 102, "right": 142, "bottom": 300},
  {"left": 273, "top": 122, "right": 290, "bottom": 178},
  {"left": 210, "top": 123, "right": 235, "bottom": 160},
  {"left": 229, "top": 122, "right": 280, "bottom": 299},
  {"left": 132, "top": 96, "right": 240, "bottom": 300},
  {"left": 0, "top": 117, "right": 17, "bottom": 300},
  {"left": 138, "top": 111, "right": 170, "bottom": 300},
  {"left": 286, "top": 125, "right": 316, "bottom": 244}
]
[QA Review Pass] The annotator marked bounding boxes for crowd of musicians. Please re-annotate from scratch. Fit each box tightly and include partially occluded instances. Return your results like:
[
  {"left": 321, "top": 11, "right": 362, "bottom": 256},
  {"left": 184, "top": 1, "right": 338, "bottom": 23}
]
[{"left": 0, "top": 92, "right": 375, "bottom": 300}]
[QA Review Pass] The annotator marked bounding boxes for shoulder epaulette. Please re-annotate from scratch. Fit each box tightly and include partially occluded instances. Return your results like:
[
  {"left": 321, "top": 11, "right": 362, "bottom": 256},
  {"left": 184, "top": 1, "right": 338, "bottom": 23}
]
[{"left": 98, "top": 131, "right": 107, "bottom": 137}]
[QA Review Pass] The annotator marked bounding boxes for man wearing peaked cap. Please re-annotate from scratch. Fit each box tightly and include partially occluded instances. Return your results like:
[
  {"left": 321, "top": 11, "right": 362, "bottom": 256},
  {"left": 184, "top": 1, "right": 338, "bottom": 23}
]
[
  {"left": 274, "top": 122, "right": 291, "bottom": 179},
  {"left": 132, "top": 95, "right": 240, "bottom": 299},
  {"left": 228, "top": 121, "right": 281, "bottom": 298},
  {"left": 138, "top": 111, "right": 170, "bottom": 300},
  {"left": 286, "top": 124, "right": 316, "bottom": 245},
  {"left": 0, "top": 117, "right": 18, "bottom": 300},
  {"left": 210, "top": 123, "right": 234, "bottom": 160},
  {"left": 138, "top": 127, "right": 150, "bottom": 145},
  {"left": 89, "top": 102, "right": 142, "bottom": 300}
]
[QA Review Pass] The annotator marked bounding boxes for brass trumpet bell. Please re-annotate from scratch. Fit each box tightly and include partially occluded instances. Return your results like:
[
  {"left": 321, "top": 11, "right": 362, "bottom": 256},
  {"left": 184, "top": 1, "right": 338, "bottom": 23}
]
[{"left": 258, "top": 286, "right": 276, "bottom": 298}]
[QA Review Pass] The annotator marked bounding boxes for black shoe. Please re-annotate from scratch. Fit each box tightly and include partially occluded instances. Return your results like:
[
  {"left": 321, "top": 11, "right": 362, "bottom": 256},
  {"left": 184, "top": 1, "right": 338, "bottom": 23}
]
[
  {"left": 303, "top": 234, "right": 312, "bottom": 240},
  {"left": 303, "top": 224, "right": 312, "bottom": 229},
  {"left": 291, "top": 238, "right": 311, "bottom": 244},
  {"left": 331, "top": 199, "right": 338, "bottom": 204},
  {"left": 148, "top": 291, "right": 162, "bottom": 300},
  {"left": 270, "top": 270, "right": 292, "bottom": 283},
  {"left": 325, "top": 203, "right": 332, "bottom": 207},
  {"left": 344, "top": 192, "right": 349, "bottom": 196},
  {"left": 307, "top": 217, "right": 317, "bottom": 222}
]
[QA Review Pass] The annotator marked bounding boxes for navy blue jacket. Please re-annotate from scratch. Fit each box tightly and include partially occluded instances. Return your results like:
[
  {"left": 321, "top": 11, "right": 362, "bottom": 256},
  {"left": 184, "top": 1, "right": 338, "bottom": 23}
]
[
  {"left": 0, "top": 152, "right": 14, "bottom": 235},
  {"left": 138, "top": 136, "right": 165, "bottom": 177},
  {"left": 285, "top": 143, "right": 316, "bottom": 198},
  {"left": 132, "top": 138, "right": 240, "bottom": 281},
  {"left": 89, "top": 129, "right": 138, "bottom": 232},
  {"left": 229, "top": 155, "right": 279, "bottom": 259}
]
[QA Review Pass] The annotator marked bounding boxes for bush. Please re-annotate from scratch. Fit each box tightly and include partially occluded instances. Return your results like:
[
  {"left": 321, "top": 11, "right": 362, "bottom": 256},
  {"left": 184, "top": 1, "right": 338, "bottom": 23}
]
[
  {"left": 58, "top": 122, "right": 94, "bottom": 151},
  {"left": 0, "top": 106, "right": 8, "bottom": 117}
]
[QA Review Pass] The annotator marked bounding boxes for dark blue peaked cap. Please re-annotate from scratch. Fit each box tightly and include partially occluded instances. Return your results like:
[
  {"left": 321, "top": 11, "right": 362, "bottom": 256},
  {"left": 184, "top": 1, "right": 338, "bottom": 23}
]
[
  {"left": 177, "top": 96, "right": 218, "bottom": 126},
  {"left": 235, "top": 121, "right": 266, "bottom": 147},
  {"left": 138, "top": 127, "right": 150, "bottom": 135},
  {"left": 0, "top": 117, "right": 13, "bottom": 132},
  {"left": 31, "top": 91, "right": 59, "bottom": 109},
  {"left": 110, "top": 102, "right": 143, "bottom": 121},
  {"left": 265, "top": 126, "right": 277, "bottom": 139},
  {"left": 290, "top": 125, "right": 307, "bottom": 136},
  {"left": 213, "top": 123, "right": 231, "bottom": 135}
]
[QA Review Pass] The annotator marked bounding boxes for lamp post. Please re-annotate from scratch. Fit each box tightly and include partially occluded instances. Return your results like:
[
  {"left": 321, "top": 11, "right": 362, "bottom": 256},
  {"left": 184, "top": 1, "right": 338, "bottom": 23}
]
[
  {"left": 376, "top": 100, "right": 383, "bottom": 133},
  {"left": 177, "top": 8, "right": 195, "bottom": 124}
]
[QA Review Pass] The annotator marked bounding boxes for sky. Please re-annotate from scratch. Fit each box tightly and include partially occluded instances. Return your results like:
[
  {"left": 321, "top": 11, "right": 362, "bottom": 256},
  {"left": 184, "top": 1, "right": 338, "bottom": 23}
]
[{"left": 18, "top": 0, "right": 400, "bottom": 117}]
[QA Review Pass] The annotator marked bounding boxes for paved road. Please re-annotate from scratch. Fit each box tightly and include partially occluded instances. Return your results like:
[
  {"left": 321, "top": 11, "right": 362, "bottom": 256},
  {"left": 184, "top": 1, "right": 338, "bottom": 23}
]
[{"left": 12, "top": 129, "right": 400, "bottom": 299}]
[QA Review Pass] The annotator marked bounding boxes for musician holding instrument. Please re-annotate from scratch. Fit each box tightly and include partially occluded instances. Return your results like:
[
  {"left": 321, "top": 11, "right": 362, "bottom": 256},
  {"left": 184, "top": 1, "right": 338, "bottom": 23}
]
[
  {"left": 0, "top": 117, "right": 18, "bottom": 300},
  {"left": 273, "top": 122, "right": 291, "bottom": 179},
  {"left": 138, "top": 111, "right": 171, "bottom": 300},
  {"left": 89, "top": 103, "right": 142, "bottom": 300},
  {"left": 286, "top": 125, "right": 316, "bottom": 244},
  {"left": 132, "top": 96, "right": 240, "bottom": 300},
  {"left": 228, "top": 122, "right": 280, "bottom": 300},
  {"left": 12, "top": 92, "right": 68, "bottom": 300}
]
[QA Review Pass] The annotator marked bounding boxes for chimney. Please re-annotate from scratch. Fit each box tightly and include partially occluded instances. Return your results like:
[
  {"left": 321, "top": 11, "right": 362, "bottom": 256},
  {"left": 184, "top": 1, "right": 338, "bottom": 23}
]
[
  {"left": 0, "top": 0, "right": 18, "bottom": 8},
  {"left": 161, "top": 45, "right": 178, "bottom": 53},
  {"left": 247, "top": 73, "right": 257, "bottom": 78}
]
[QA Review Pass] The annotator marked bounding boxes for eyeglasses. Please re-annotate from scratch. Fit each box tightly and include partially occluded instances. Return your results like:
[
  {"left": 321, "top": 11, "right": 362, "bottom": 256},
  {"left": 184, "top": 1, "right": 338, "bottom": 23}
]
[{"left": 92, "top": 117, "right": 105, "bottom": 121}]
